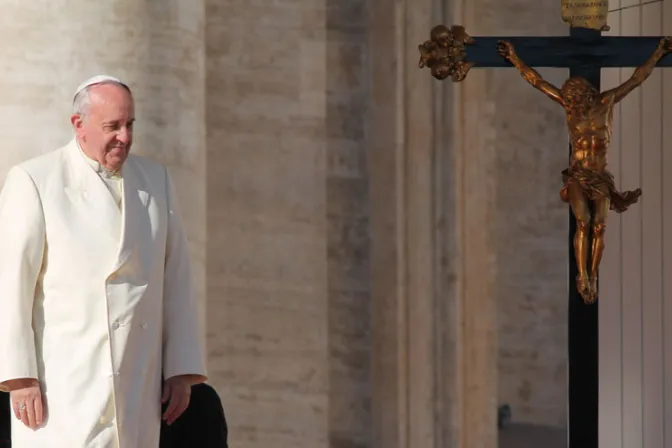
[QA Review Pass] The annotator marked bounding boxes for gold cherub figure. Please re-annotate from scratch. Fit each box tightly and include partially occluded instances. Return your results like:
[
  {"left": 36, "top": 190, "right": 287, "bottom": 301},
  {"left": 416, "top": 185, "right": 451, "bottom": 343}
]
[{"left": 418, "top": 25, "right": 475, "bottom": 82}]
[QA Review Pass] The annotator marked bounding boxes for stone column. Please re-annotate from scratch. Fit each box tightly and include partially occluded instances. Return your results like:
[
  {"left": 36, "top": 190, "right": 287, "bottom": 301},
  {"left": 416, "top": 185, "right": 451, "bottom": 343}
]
[
  {"left": 205, "top": 1, "right": 330, "bottom": 447},
  {"left": 0, "top": 1, "right": 207, "bottom": 344},
  {"left": 368, "top": 0, "right": 500, "bottom": 446},
  {"left": 368, "top": 0, "right": 568, "bottom": 444},
  {"left": 367, "top": 0, "right": 491, "bottom": 445}
]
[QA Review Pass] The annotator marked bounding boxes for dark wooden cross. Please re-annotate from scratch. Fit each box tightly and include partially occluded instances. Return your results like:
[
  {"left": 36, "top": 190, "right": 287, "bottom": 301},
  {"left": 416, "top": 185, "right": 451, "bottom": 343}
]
[{"left": 418, "top": 21, "right": 672, "bottom": 448}]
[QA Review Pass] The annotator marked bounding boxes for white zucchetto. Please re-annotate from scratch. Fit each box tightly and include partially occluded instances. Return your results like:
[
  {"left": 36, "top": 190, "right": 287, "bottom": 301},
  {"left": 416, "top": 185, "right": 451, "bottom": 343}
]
[{"left": 74, "top": 75, "right": 129, "bottom": 100}]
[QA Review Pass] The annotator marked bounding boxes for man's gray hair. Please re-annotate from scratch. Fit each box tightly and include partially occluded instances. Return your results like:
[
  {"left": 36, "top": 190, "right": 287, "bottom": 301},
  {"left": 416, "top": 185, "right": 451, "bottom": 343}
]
[{"left": 72, "top": 75, "right": 131, "bottom": 117}]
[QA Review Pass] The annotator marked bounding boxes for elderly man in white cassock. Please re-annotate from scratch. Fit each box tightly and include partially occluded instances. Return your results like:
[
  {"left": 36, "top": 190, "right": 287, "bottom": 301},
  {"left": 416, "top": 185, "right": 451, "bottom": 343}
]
[{"left": 0, "top": 75, "right": 207, "bottom": 447}]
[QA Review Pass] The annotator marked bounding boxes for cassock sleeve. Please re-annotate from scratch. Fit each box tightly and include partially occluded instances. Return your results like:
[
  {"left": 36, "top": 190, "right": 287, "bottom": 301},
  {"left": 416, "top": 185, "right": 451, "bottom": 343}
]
[
  {"left": 161, "top": 167, "right": 208, "bottom": 382},
  {"left": 0, "top": 166, "right": 45, "bottom": 391}
]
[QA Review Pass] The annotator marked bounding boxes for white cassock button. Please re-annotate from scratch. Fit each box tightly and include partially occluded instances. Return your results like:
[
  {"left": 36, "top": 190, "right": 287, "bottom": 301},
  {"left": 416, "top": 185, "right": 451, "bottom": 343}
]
[
  {"left": 111, "top": 322, "right": 120, "bottom": 330},
  {"left": 114, "top": 371, "right": 120, "bottom": 376},
  {"left": 141, "top": 321, "right": 147, "bottom": 329}
]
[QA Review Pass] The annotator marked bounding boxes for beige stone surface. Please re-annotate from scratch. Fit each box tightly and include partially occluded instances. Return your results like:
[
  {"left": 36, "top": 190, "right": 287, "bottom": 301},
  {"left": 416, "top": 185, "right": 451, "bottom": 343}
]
[
  {"left": 487, "top": 2, "right": 570, "bottom": 429},
  {"left": 205, "top": 1, "right": 331, "bottom": 447},
  {"left": 367, "top": 0, "right": 448, "bottom": 445},
  {"left": 367, "top": 0, "right": 500, "bottom": 445},
  {"left": 366, "top": 0, "right": 570, "bottom": 446}
]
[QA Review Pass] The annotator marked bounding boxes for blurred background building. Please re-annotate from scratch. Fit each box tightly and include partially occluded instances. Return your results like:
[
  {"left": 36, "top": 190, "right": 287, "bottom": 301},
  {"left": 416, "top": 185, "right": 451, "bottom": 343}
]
[{"left": 0, "top": 0, "right": 670, "bottom": 446}]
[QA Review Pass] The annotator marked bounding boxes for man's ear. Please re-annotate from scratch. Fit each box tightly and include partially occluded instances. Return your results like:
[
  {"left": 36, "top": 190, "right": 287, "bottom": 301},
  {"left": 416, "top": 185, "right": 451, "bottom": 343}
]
[{"left": 70, "top": 114, "right": 84, "bottom": 132}]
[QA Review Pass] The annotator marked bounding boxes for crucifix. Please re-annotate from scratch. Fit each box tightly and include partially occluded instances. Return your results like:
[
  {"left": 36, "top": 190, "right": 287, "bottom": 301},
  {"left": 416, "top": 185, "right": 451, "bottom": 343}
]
[{"left": 417, "top": 2, "right": 672, "bottom": 447}]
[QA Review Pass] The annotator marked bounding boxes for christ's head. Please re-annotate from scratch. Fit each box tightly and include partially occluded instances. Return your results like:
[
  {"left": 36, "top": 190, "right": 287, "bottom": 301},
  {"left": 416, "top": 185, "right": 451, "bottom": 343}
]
[{"left": 560, "top": 76, "right": 599, "bottom": 110}]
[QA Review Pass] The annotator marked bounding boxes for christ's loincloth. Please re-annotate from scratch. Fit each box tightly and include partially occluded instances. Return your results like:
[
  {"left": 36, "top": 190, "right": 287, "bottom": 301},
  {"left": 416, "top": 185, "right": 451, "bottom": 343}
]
[{"left": 560, "top": 166, "right": 642, "bottom": 213}]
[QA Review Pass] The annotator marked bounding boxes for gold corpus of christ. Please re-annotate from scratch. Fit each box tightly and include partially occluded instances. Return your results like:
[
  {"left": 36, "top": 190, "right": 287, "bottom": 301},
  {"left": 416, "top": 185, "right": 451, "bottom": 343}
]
[
  {"left": 561, "top": 0, "right": 610, "bottom": 31},
  {"left": 497, "top": 38, "right": 671, "bottom": 304},
  {"left": 417, "top": 25, "right": 672, "bottom": 304}
]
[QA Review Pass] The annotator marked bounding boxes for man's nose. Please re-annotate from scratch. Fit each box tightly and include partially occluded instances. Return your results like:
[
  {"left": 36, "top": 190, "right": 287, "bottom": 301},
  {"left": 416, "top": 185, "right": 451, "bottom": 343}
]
[{"left": 116, "top": 127, "right": 131, "bottom": 144}]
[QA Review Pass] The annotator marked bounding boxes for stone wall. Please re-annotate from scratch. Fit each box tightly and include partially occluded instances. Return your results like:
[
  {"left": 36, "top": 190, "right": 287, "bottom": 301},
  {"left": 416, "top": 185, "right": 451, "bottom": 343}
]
[
  {"left": 489, "top": 3, "right": 570, "bottom": 427},
  {"left": 205, "top": 0, "right": 372, "bottom": 445},
  {"left": 204, "top": 0, "right": 374, "bottom": 446},
  {"left": 204, "top": 0, "right": 571, "bottom": 446},
  {"left": 599, "top": 1, "right": 672, "bottom": 444}
]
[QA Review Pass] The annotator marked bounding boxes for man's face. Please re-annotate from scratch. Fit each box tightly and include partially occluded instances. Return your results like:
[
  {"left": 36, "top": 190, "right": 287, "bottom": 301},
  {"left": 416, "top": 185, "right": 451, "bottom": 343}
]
[{"left": 71, "top": 83, "right": 135, "bottom": 172}]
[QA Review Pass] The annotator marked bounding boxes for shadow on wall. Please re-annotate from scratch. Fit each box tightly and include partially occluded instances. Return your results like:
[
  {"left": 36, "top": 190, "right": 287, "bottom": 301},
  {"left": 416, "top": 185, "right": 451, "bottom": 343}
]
[{"left": 326, "top": 1, "right": 373, "bottom": 447}]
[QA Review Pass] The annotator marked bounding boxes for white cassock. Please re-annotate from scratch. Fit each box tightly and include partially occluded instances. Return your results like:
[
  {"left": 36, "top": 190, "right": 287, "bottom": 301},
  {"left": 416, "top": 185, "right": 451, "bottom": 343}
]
[{"left": 0, "top": 139, "right": 207, "bottom": 447}]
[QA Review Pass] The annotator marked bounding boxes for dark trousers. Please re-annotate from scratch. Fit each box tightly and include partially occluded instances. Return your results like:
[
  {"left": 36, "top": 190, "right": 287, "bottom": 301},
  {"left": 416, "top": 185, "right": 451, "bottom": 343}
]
[
  {"left": 160, "top": 383, "right": 229, "bottom": 448},
  {"left": 0, "top": 392, "right": 8, "bottom": 448},
  {"left": 1, "top": 384, "right": 228, "bottom": 447}
]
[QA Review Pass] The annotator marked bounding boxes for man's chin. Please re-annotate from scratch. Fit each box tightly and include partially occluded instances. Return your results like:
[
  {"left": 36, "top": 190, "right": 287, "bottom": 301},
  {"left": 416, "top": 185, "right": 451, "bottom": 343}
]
[{"left": 104, "top": 157, "right": 127, "bottom": 172}]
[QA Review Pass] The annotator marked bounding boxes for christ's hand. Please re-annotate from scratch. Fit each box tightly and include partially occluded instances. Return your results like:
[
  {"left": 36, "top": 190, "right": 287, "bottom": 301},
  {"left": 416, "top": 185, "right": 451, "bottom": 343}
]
[
  {"left": 497, "top": 40, "right": 516, "bottom": 61},
  {"left": 659, "top": 37, "right": 672, "bottom": 53}
]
